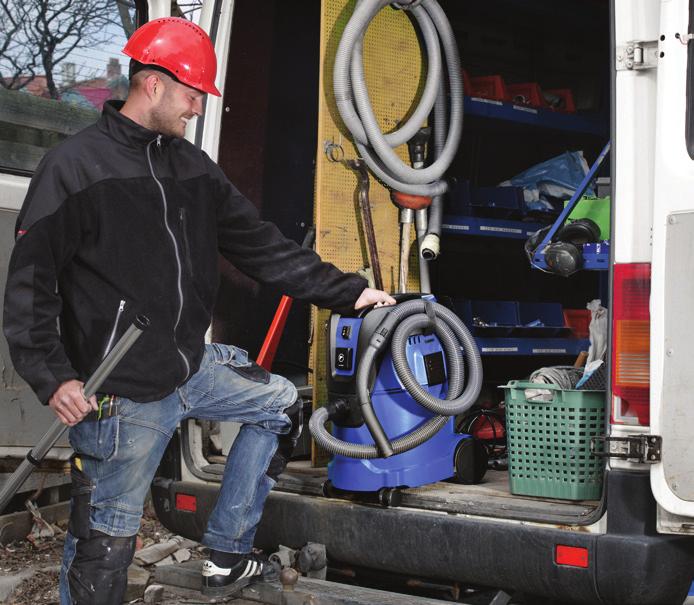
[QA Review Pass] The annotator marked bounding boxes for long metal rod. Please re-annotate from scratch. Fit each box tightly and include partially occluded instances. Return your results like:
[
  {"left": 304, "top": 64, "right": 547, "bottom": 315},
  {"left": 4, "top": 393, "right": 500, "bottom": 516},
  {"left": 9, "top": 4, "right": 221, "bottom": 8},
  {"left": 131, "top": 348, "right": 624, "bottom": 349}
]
[
  {"left": 348, "top": 159, "right": 384, "bottom": 291},
  {"left": 0, "top": 316, "right": 150, "bottom": 513}
]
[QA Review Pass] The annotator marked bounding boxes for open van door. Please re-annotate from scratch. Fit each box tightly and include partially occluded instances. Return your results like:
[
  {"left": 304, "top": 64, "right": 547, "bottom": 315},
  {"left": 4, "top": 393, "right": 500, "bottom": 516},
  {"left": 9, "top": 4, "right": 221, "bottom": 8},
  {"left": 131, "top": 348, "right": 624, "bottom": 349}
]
[{"left": 650, "top": 0, "right": 694, "bottom": 533}]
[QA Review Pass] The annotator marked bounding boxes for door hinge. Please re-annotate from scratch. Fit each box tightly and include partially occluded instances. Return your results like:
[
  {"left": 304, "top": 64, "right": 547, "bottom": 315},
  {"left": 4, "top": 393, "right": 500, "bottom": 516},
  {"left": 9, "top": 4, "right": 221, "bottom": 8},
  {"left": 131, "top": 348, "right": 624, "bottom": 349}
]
[
  {"left": 616, "top": 40, "right": 659, "bottom": 71},
  {"left": 591, "top": 435, "right": 662, "bottom": 463}
]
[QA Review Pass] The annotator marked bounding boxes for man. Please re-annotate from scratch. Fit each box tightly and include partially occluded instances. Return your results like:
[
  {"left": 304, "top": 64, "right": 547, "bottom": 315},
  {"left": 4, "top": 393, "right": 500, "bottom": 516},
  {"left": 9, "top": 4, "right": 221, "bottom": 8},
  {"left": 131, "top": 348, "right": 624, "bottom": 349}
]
[{"left": 3, "top": 17, "right": 395, "bottom": 604}]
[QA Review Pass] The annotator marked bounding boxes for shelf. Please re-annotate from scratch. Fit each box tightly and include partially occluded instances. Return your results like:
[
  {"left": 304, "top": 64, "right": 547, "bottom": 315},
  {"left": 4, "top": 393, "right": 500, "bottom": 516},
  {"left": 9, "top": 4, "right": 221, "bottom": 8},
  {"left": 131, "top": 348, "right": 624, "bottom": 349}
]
[
  {"left": 442, "top": 214, "right": 545, "bottom": 240},
  {"left": 464, "top": 96, "right": 607, "bottom": 136},
  {"left": 475, "top": 337, "right": 590, "bottom": 356}
]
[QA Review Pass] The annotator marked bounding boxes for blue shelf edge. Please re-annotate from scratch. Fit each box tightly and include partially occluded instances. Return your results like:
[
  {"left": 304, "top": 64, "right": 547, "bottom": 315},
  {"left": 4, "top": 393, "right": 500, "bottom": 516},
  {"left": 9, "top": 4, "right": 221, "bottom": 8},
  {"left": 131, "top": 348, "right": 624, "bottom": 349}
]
[
  {"left": 475, "top": 337, "right": 590, "bottom": 356},
  {"left": 442, "top": 214, "right": 544, "bottom": 240},
  {"left": 464, "top": 96, "right": 607, "bottom": 136}
]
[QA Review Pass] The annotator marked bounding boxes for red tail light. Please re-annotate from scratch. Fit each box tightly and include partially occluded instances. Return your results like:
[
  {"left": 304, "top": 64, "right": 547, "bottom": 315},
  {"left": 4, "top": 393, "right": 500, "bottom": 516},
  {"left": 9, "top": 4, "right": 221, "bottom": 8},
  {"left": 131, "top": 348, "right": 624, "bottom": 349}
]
[
  {"left": 555, "top": 544, "right": 589, "bottom": 568},
  {"left": 611, "top": 263, "right": 651, "bottom": 425},
  {"left": 175, "top": 493, "right": 197, "bottom": 512}
]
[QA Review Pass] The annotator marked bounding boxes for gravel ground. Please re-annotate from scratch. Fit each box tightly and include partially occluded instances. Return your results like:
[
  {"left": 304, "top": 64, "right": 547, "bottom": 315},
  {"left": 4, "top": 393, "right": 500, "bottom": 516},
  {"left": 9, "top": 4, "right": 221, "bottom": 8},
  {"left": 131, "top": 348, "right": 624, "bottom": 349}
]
[{"left": 1, "top": 502, "right": 216, "bottom": 605}]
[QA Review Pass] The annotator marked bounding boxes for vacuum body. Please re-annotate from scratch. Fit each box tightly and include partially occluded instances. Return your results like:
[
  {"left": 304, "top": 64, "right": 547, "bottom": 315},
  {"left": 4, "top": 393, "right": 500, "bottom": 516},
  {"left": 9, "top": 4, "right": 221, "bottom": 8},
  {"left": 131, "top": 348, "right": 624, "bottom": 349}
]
[{"left": 326, "top": 306, "right": 471, "bottom": 491}]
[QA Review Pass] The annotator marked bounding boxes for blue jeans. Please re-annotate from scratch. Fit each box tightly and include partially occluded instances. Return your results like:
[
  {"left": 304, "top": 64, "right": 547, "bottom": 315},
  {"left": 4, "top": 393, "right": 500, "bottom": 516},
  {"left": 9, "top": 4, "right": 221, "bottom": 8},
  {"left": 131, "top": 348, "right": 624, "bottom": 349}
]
[{"left": 59, "top": 343, "right": 297, "bottom": 603}]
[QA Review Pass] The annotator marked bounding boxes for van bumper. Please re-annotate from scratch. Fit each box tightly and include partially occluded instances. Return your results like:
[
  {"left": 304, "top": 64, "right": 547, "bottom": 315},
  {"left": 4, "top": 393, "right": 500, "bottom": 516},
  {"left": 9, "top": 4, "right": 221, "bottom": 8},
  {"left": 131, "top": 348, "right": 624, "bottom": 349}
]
[{"left": 151, "top": 470, "right": 694, "bottom": 605}]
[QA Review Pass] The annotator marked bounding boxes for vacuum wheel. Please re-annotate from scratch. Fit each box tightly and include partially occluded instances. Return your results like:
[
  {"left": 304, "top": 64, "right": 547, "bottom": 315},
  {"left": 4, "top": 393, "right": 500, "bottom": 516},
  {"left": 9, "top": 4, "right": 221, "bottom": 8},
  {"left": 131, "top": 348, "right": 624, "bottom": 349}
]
[
  {"left": 377, "top": 487, "right": 402, "bottom": 508},
  {"left": 453, "top": 437, "right": 488, "bottom": 484}
]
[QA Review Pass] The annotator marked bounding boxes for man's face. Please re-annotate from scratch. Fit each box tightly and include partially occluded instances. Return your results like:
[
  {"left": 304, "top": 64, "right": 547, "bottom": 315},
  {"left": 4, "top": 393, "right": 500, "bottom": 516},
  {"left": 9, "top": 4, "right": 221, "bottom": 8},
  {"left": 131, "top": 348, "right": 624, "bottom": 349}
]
[{"left": 149, "top": 76, "right": 206, "bottom": 138}]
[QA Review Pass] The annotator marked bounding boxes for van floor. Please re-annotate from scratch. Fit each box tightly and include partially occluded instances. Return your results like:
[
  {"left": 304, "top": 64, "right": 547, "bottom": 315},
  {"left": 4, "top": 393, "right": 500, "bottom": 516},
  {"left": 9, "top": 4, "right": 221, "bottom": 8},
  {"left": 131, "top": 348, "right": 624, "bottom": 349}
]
[{"left": 276, "top": 461, "right": 600, "bottom": 526}]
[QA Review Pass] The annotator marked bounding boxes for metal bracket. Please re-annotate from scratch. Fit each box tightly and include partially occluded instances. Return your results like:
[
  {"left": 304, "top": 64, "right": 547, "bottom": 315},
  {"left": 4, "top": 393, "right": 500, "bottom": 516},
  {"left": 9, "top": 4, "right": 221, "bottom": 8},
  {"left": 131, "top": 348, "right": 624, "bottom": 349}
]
[
  {"left": 591, "top": 435, "right": 662, "bottom": 463},
  {"left": 616, "top": 40, "right": 659, "bottom": 71}
]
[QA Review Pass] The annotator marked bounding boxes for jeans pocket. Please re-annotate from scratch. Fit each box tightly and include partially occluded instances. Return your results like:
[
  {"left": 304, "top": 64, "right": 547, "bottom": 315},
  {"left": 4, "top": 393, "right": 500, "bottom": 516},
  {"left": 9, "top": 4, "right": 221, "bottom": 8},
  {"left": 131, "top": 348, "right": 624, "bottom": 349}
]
[
  {"left": 68, "top": 456, "right": 93, "bottom": 540},
  {"left": 213, "top": 343, "right": 270, "bottom": 384},
  {"left": 229, "top": 361, "right": 271, "bottom": 384},
  {"left": 68, "top": 415, "right": 119, "bottom": 461}
]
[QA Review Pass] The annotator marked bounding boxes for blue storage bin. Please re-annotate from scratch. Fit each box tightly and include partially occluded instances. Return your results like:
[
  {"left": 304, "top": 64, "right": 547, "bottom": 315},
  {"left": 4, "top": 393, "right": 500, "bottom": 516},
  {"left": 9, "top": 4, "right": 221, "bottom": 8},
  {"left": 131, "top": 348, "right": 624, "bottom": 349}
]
[
  {"left": 446, "top": 179, "right": 472, "bottom": 214},
  {"left": 471, "top": 186, "right": 524, "bottom": 213},
  {"left": 454, "top": 300, "right": 520, "bottom": 336},
  {"left": 517, "top": 302, "right": 568, "bottom": 336}
]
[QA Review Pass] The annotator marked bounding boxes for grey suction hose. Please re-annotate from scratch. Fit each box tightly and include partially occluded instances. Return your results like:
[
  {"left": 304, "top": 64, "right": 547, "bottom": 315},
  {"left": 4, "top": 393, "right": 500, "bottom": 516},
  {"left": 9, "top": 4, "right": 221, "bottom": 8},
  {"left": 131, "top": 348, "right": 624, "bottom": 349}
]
[
  {"left": 310, "top": 300, "right": 482, "bottom": 459},
  {"left": 421, "top": 79, "right": 447, "bottom": 260},
  {"left": 333, "top": 0, "right": 463, "bottom": 197}
]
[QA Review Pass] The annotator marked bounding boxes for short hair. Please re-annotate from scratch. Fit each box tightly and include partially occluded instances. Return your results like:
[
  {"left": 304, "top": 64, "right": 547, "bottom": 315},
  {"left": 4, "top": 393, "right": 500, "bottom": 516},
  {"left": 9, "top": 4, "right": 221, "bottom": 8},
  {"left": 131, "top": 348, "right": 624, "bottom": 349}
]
[{"left": 129, "top": 59, "right": 178, "bottom": 83}]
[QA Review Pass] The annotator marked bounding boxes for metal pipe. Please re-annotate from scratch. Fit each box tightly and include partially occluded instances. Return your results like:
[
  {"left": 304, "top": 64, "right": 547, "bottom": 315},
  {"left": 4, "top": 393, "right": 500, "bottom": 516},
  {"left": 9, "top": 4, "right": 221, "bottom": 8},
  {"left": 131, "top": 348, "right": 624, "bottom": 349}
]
[{"left": 0, "top": 316, "right": 150, "bottom": 513}]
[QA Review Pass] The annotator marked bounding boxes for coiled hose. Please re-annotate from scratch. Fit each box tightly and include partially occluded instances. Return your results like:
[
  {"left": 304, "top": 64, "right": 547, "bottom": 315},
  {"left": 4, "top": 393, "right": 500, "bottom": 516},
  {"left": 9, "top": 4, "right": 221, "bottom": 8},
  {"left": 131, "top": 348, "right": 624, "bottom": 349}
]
[
  {"left": 333, "top": 0, "right": 463, "bottom": 202},
  {"left": 310, "top": 299, "right": 482, "bottom": 459}
]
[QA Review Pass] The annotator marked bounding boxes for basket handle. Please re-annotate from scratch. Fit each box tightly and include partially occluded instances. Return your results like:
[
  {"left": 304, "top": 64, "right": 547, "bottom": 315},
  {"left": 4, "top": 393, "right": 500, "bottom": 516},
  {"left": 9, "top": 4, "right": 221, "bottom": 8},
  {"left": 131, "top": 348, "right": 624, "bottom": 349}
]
[{"left": 503, "top": 380, "right": 563, "bottom": 403}]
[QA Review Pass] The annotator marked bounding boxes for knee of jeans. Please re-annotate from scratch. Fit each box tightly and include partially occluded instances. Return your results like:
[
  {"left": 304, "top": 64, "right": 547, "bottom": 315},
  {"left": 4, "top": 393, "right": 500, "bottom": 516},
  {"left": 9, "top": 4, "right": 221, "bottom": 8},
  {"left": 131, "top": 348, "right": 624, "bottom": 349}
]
[{"left": 278, "top": 378, "right": 298, "bottom": 409}]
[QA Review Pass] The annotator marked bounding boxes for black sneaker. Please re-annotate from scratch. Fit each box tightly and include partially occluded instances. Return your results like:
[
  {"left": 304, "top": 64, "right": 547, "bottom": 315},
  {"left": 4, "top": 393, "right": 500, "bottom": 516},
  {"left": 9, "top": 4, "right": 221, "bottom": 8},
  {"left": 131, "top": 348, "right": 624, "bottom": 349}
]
[{"left": 201, "top": 552, "right": 278, "bottom": 597}]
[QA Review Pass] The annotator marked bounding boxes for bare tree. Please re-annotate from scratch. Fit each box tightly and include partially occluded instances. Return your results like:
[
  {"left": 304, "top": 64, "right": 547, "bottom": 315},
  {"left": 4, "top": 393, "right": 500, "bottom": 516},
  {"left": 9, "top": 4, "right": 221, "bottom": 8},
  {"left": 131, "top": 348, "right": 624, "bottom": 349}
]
[{"left": 0, "top": 0, "right": 123, "bottom": 98}]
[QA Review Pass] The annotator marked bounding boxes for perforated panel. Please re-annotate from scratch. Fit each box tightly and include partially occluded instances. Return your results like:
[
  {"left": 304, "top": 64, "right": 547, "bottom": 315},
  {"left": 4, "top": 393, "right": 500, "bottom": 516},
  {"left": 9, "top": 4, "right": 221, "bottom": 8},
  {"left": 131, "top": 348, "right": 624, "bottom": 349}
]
[{"left": 311, "top": 0, "right": 425, "bottom": 463}]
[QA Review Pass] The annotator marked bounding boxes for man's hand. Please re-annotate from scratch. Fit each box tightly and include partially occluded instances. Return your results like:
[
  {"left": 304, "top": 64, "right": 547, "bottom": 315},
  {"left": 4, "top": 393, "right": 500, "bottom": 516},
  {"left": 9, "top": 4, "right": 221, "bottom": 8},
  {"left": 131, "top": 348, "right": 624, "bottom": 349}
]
[
  {"left": 49, "top": 380, "right": 98, "bottom": 426},
  {"left": 354, "top": 288, "right": 396, "bottom": 310}
]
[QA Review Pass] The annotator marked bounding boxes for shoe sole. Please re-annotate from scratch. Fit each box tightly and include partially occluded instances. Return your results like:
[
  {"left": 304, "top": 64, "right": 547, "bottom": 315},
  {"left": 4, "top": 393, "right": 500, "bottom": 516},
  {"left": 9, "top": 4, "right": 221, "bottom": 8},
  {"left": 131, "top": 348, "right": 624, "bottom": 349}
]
[{"left": 201, "top": 576, "right": 252, "bottom": 598}]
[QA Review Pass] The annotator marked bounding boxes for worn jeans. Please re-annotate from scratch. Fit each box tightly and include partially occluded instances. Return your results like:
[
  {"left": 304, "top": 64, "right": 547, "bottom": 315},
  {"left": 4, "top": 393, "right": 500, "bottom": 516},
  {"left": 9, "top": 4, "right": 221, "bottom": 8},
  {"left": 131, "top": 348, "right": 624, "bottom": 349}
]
[{"left": 59, "top": 343, "right": 297, "bottom": 604}]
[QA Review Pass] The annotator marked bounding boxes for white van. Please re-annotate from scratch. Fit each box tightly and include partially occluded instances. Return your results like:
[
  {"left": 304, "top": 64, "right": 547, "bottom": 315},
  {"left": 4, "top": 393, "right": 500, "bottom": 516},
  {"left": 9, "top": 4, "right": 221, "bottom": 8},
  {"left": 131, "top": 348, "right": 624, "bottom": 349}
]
[{"left": 2, "top": 1, "right": 694, "bottom": 603}]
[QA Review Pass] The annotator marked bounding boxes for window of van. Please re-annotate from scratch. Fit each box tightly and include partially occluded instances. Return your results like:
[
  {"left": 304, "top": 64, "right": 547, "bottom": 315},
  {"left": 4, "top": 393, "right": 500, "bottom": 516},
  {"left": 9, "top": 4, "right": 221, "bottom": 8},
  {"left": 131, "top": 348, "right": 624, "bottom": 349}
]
[{"left": 0, "top": 1, "right": 147, "bottom": 175}]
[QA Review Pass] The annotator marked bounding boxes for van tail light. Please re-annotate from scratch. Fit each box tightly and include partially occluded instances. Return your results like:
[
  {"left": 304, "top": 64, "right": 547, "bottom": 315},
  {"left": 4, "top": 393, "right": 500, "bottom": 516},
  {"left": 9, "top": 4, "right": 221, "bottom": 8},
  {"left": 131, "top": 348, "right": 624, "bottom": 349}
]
[
  {"left": 175, "top": 493, "right": 197, "bottom": 512},
  {"left": 611, "top": 263, "right": 651, "bottom": 425}
]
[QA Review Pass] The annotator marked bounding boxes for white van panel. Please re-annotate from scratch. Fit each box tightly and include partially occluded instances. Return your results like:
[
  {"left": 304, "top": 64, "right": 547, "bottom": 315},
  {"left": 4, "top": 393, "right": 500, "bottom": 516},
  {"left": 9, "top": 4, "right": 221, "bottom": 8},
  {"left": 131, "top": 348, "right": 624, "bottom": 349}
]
[
  {"left": 613, "top": 0, "right": 659, "bottom": 264},
  {"left": 0, "top": 173, "right": 30, "bottom": 212},
  {"left": 650, "top": 0, "right": 694, "bottom": 520}
]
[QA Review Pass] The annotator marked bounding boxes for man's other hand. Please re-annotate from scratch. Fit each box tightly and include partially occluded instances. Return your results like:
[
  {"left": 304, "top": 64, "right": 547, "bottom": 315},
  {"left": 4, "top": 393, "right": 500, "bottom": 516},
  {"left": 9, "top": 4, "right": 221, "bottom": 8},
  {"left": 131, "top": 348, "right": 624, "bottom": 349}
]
[
  {"left": 49, "top": 380, "right": 98, "bottom": 426},
  {"left": 354, "top": 288, "right": 396, "bottom": 310}
]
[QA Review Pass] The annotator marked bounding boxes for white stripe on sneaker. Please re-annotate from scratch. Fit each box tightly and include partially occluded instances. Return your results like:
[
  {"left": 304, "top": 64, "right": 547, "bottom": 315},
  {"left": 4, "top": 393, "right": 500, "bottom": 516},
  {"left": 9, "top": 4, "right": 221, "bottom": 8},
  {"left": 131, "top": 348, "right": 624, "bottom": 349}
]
[{"left": 202, "top": 560, "right": 232, "bottom": 577}]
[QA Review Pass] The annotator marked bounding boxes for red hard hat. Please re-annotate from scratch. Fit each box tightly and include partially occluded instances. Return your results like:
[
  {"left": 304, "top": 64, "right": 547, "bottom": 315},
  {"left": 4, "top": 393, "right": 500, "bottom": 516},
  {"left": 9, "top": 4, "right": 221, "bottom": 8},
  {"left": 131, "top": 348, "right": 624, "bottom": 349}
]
[{"left": 123, "top": 17, "right": 221, "bottom": 97}]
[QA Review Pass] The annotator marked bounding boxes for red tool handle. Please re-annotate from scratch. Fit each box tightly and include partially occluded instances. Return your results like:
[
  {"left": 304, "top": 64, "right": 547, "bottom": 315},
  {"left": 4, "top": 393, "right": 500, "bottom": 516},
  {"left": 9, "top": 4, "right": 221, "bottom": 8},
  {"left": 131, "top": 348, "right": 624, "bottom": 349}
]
[{"left": 256, "top": 227, "right": 316, "bottom": 371}]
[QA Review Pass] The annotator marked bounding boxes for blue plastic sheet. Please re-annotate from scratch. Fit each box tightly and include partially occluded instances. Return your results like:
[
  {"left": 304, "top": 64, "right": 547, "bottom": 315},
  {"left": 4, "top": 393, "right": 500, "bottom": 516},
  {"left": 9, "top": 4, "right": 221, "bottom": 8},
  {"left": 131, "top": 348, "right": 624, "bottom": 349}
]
[{"left": 499, "top": 151, "right": 595, "bottom": 212}]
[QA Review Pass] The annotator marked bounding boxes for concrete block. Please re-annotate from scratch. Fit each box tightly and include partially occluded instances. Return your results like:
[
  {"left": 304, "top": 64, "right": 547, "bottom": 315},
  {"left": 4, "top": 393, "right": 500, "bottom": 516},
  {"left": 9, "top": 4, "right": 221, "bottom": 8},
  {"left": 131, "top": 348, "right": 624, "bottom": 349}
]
[
  {"left": 144, "top": 584, "right": 165, "bottom": 603},
  {"left": 173, "top": 547, "right": 191, "bottom": 563},
  {"left": 153, "top": 560, "right": 202, "bottom": 590},
  {"left": 124, "top": 563, "right": 150, "bottom": 601}
]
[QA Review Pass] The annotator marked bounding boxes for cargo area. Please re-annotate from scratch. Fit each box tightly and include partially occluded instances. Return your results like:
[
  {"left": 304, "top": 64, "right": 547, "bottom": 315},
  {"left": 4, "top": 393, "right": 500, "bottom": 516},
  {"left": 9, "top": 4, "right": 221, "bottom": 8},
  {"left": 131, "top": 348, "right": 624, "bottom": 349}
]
[{"left": 179, "top": 0, "right": 611, "bottom": 528}]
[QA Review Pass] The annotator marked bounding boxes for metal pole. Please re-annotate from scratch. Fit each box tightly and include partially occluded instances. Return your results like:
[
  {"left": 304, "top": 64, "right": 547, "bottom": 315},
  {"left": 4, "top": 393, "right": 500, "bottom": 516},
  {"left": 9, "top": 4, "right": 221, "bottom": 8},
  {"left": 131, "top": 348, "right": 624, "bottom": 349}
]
[{"left": 0, "top": 315, "right": 150, "bottom": 513}]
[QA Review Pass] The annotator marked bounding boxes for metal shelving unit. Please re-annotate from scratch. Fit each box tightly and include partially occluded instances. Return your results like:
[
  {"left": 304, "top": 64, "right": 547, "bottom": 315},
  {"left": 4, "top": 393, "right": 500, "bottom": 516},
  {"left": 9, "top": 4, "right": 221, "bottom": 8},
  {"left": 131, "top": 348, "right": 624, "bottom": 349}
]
[{"left": 464, "top": 96, "right": 607, "bottom": 136}]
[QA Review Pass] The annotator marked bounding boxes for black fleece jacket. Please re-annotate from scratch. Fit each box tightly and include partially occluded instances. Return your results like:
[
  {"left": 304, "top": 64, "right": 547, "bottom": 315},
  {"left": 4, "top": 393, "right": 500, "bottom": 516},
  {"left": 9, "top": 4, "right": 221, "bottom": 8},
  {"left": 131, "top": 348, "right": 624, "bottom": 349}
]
[{"left": 3, "top": 101, "right": 366, "bottom": 404}]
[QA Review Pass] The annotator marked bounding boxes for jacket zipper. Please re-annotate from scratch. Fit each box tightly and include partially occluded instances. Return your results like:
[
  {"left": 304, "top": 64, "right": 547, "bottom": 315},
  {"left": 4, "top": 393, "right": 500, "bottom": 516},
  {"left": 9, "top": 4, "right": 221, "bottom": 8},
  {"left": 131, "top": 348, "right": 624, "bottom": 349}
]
[
  {"left": 146, "top": 137, "right": 191, "bottom": 382},
  {"left": 179, "top": 208, "right": 193, "bottom": 274},
  {"left": 103, "top": 299, "right": 126, "bottom": 358}
]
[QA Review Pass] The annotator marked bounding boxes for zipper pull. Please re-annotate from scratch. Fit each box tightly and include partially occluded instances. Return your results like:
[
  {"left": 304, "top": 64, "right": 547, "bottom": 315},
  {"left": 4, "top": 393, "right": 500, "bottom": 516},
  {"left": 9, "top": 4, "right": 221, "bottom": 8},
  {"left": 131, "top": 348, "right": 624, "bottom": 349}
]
[
  {"left": 117, "top": 299, "right": 125, "bottom": 314},
  {"left": 156, "top": 134, "right": 162, "bottom": 149}
]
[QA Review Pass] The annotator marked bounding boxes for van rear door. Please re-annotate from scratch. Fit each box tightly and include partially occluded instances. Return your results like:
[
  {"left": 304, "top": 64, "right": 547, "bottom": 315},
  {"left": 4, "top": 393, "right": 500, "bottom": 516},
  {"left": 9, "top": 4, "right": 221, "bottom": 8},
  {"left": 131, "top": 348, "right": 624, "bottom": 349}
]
[{"left": 649, "top": 0, "right": 694, "bottom": 532}]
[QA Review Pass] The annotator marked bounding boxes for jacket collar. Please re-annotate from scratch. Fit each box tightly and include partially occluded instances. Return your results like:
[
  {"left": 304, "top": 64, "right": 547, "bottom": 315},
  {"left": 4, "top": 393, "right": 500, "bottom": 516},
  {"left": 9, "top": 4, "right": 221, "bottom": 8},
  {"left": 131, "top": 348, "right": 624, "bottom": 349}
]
[{"left": 97, "top": 100, "right": 174, "bottom": 148}]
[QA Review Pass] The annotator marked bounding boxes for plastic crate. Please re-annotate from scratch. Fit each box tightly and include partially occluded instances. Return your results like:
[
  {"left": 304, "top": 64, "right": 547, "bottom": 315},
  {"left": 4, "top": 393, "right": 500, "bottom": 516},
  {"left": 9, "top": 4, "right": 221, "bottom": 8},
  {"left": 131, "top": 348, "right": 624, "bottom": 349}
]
[
  {"left": 563, "top": 309, "right": 591, "bottom": 339},
  {"left": 501, "top": 381, "right": 605, "bottom": 501},
  {"left": 544, "top": 88, "right": 577, "bottom": 113},
  {"left": 469, "top": 74, "right": 510, "bottom": 102},
  {"left": 507, "top": 82, "right": 547, "bottom": 108}
]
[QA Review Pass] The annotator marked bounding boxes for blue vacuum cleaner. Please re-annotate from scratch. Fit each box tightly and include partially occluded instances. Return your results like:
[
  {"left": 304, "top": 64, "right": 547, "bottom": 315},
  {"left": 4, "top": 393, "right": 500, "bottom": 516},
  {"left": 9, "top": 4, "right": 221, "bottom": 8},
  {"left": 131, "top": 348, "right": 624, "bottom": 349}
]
[{"left": 310, "top": 295, "right": 486, "bottom": 497}]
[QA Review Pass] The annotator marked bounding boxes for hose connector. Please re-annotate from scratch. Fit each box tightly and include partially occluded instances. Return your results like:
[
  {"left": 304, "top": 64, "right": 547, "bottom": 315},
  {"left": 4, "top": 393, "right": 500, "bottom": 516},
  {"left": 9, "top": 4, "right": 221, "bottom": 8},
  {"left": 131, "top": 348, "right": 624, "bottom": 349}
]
[{"left": 420, "top": 233, "right": 440, "bottom": 260}]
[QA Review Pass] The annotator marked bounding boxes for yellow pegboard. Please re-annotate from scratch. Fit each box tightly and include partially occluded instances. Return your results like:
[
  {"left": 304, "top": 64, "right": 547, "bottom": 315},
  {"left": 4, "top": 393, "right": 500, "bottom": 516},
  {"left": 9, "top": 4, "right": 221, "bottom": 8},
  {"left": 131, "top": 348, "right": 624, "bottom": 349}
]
[{"left": 311, "top": 0, "right": 426, "bottom": 464}]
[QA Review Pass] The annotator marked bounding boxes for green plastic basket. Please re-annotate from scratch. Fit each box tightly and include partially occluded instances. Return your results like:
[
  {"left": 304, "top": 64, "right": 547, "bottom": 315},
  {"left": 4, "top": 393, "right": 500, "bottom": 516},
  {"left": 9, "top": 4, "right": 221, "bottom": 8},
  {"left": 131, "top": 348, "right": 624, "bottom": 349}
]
[{"left": 501, "top": 380, "right": 606, "bottom": 501}]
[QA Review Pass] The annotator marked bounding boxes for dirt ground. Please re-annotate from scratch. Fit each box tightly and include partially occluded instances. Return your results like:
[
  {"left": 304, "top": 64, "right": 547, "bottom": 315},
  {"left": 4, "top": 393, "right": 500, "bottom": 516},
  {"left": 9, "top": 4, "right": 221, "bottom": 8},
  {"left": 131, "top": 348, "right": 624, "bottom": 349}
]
[{"left": 2, "top": 502, "right": 208, "bottom": 605}]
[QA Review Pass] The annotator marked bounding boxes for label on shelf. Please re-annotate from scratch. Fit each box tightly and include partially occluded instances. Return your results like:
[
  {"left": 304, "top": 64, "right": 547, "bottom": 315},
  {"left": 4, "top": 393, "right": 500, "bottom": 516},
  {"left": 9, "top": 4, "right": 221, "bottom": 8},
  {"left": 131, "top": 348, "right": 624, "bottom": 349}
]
[{"left": 481, "top": 347, "right": 519, "bottom": 353}]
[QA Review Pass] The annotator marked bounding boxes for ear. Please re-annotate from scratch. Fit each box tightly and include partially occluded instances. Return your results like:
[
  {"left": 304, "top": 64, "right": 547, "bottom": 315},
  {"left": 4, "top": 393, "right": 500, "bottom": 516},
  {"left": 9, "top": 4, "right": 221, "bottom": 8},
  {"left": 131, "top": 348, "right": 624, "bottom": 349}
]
[{"left": 143, "top": 73, "right": 162, "bottom": 101}]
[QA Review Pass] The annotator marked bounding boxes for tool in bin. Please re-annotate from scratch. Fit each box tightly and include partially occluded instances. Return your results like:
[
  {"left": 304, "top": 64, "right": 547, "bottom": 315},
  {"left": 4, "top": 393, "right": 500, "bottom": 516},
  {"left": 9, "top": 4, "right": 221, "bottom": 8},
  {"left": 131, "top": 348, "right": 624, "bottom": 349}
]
[
  {"left": 0, "top": 315, "right": 150, "bottom": 513},
  {"left": 346, "top": 159, "right": 384, "bottom": 292},
  {"left": 257, "top": 227, "right": 316, "bottom": 370},
  {"left": 528, "top": 141, "right": 611, "bottom": 276}
]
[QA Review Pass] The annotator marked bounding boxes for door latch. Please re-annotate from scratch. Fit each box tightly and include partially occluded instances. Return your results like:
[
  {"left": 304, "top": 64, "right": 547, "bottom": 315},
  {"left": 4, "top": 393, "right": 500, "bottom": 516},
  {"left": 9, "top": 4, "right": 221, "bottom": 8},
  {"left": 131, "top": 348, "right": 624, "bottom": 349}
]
[{"left": 591, "top": 435, "right": 662, "bottom": 463}]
